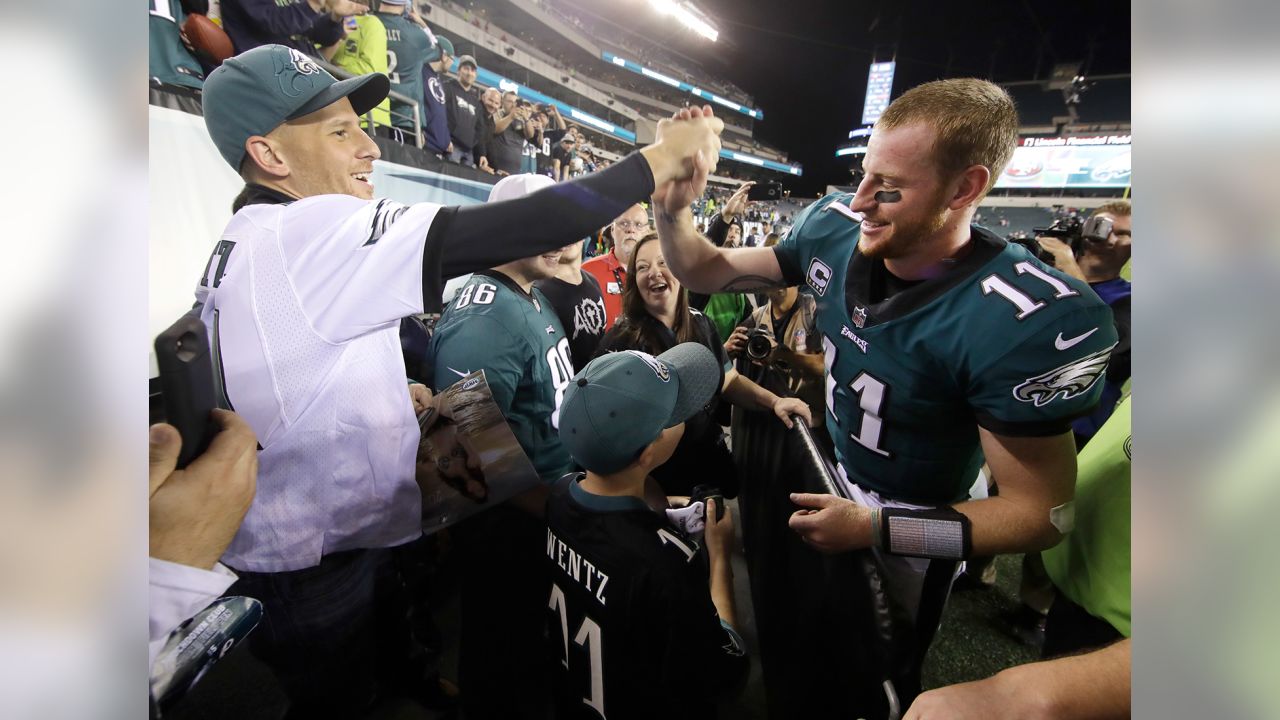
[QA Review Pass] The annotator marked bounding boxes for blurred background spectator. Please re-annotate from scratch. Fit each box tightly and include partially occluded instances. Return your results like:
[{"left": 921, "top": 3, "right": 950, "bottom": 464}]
[
  {"left": 321, "top": 0, "right": 389, "bottom": 128},
  {"left": 443, "top": 54, "right": 484, "bottom": 166},
  {"left": 374, "top": 0, "right": 430, "bottom": 142},
  {"left": 220, "top": 0, "right": 362, "bottom": 57}
]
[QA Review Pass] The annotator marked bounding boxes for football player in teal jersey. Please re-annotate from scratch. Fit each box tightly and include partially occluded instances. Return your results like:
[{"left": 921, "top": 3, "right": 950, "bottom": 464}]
[{"left": 653, "top": 78, "right": 1116, "bottom": 707}]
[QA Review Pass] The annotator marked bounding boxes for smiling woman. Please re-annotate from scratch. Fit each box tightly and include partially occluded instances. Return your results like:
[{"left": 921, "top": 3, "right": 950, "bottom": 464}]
[{"left": 596, "top": 234, "right": 810, "bottom": 497}]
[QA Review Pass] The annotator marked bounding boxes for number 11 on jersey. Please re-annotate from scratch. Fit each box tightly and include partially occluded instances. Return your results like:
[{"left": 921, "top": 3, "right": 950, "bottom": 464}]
[
  {"left": 823, "top": 336, "right": 892, "bottom": 457},
  {"left": 549, "top": 584, "right": 606, "bottom": 718}
]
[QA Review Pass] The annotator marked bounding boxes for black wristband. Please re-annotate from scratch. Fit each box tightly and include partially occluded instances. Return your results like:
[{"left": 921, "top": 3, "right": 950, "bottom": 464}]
[{"left": 879, "top": 506, "right": 972, "bottom": 560}]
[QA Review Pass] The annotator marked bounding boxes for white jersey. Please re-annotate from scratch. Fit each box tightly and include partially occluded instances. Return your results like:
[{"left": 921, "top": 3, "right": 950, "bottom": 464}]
[{"left": 195, "top": 193, "right": 443, "bottom": 572}]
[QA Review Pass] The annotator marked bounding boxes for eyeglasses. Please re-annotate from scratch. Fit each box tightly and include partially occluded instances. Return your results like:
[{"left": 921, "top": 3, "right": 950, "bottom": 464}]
[{"left": 613, "top": 220, "right": 648, "bottom": 231}]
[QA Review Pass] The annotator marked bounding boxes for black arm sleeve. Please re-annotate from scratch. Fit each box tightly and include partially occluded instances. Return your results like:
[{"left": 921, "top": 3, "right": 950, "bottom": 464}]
[
  {"left": 705, "top": 213, "right": 731, "bottom": 248},
  {"left": 419, "top": 153, "right": 656, "bottom": 313},
  {"left": 180, "top": 0, "right": 208, "bottom": 16}
]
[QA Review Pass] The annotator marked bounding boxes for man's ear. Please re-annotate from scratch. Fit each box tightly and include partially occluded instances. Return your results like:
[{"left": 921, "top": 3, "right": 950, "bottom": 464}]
[
  {"left": 243, "top": 135, "right": 290, "bottom": 180},
  {"left": 948, "top": 165, "right": 990, "bottom": 210}
]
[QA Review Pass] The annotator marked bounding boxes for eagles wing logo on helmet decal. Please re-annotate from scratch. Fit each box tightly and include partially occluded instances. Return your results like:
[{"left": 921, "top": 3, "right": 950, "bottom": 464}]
[{"left": 1013, "top": 345, "right": 1114, "bottom": 407}]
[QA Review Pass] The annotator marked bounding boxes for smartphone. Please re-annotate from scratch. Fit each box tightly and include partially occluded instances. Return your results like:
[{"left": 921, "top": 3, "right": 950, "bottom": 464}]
[
  {"left": 154, "top": 313, "right": 218, "bottom": 469},
  {"left": 747, "top": 181, "right": 782, "bottom": 201}
]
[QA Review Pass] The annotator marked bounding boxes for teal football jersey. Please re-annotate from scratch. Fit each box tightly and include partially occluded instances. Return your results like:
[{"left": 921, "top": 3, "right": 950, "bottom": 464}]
[
  {"left": 378, "top": 12, "right": 431, "bottom": 130},
  {"left": 430, "top": 271, "right": 575, "bottom": 484},
  {"left": 148, "top": 0, "right": 204, "bottom": 89},
  {"left": 774, "top": 194, "right": 1117, "bottom": 505}
]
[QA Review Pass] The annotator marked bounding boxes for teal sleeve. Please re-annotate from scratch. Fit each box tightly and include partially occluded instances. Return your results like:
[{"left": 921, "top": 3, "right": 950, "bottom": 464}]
[
  {"left": 430, "top": 315, "right": 529, "bottom": 415},
  {"left": 771, "top": 193, "right": 844, "bottom": 286},
  {"left": 969, "top": 304, "right": 1119, "bottom": 436}
]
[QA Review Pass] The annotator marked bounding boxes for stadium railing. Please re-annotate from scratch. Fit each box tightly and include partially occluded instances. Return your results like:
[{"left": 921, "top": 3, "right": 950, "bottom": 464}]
[{"left": 317, "top": 58, "right": 423, "bottom": 149}]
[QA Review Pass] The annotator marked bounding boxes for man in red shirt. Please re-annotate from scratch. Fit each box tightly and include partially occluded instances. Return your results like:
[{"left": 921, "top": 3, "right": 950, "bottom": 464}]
[{"left": 581, "top": 203, "right": 650, "bottom": 329}]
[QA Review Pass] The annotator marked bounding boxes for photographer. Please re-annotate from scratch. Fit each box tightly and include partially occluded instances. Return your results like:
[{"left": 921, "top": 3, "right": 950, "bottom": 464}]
[
  {"left": 1036, "top": 200, "right": 1132, "bottom": 445},
  {"left": 726, "top": 282, "right": 826, "bottom": 427}
]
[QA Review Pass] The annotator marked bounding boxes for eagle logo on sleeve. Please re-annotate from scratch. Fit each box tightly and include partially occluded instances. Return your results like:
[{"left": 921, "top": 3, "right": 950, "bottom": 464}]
[{"left": 1013, "top": 345, "right": 1115, "bottom": 407}]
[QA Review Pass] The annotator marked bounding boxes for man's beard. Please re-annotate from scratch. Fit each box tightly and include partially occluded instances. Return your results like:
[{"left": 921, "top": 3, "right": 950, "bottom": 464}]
[{"left": 859, "top": 202, "right": 949, "bottom": 260}]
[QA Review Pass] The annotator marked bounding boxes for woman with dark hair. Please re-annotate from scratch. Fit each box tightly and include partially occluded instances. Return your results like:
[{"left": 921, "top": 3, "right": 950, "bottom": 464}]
[{"left": 596, "top": 233, "right": 811, "bottom": 497}]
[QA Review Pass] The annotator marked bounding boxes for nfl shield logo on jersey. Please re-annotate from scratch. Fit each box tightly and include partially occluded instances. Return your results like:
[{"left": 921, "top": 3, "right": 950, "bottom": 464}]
[
  {"left": 852, "top": 306, "right": 868, "bottom": 328},
  {"left": 806, "top": 259, "right": 832, "bottom": 296}
]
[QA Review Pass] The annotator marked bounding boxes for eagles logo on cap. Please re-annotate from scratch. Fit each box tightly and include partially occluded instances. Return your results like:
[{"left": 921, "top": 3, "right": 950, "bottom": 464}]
[
  {"left": 275, "top": 48, "right": 327, "bottom": 98},
  {"left": 625, "top": 351, "right": 671, "bottom": 382}
]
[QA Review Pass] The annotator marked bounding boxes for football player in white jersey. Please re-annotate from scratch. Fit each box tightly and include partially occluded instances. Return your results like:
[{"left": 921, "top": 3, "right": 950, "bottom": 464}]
[{"left": 192, "top": 44, "right": 724, "bottom": 715}]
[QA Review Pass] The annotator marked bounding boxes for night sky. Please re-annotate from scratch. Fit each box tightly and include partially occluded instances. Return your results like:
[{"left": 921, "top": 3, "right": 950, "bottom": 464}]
[{"left": 584, "top": 0, "right": 1131, "bottom": 196}]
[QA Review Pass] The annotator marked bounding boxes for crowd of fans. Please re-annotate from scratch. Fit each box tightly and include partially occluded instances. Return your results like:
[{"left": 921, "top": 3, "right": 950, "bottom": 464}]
[
  {"left": 147, "top": 12, "right": 1133, "bottom": 720},
  {"left": 150, "top": 0, "right": 791, "bottom": 186}
]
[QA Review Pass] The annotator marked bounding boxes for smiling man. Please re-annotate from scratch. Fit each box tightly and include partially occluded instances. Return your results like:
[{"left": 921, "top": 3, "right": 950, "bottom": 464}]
[
  {"left": 652, "top": 79, "right": 1117, "bottom": 712},
  {"left": 195, "top": 44, "right": 724, "bottom": 715}
]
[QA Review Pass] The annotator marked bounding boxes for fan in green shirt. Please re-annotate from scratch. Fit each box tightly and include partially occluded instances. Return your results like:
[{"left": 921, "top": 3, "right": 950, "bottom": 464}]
[{"left": 322, "top": 14, "right": 391, "bottom": 128}]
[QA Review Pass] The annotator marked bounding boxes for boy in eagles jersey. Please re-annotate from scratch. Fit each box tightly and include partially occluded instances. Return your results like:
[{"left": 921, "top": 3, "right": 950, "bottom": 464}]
[
  {"left": 652, "top": 79, "right": 1117, "bottom": 709},
  {"left": 547, "top": 344, "right": 749, "bottom": 720}
]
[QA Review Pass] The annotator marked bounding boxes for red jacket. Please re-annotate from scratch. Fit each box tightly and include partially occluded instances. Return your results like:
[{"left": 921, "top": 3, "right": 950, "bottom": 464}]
[{"left": 581, "top": 251, "right": 627, "bottom": 330}]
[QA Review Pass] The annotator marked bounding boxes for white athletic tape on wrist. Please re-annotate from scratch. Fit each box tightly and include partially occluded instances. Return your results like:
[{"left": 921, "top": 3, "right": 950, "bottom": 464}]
[{"left": 1049, "top": 501, "right": 1075, "bottom": 534}]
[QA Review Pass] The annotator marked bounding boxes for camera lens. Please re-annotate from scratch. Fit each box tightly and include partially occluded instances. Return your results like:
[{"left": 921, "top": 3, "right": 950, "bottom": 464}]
[{"left": 746, "top": 329, "right": 772, "bottom": 360}]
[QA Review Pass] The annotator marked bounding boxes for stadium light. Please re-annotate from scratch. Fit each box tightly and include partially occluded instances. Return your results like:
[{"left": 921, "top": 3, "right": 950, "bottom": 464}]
[{"left": 648, "top": 0, "right": 719, "bottom": 42}]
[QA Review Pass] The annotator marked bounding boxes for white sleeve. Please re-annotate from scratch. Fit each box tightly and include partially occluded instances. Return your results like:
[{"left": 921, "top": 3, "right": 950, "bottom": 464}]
[
  {"left": 279, "top": 195, "right": 445, "bottom": 343},
  {"left": 149, "top": 558, "right": 238, "bottom": 668}
]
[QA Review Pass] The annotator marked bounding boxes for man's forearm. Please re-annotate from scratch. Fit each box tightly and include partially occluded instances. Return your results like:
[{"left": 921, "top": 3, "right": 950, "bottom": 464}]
[
  {"left": 722, "top": 372, "right": 778, "bottom": 413},
  {"left": 708, "top": 554, "right": 737, "bottom": 628},
  {"left": 1000, "top": 638, "right": 1130, "bottom": 719},
  {"left": 654, "top": 206, "right": 721, "bottom": 290},
  {"left": 655, "top": 207, "right": 784, "bottom": 294}
]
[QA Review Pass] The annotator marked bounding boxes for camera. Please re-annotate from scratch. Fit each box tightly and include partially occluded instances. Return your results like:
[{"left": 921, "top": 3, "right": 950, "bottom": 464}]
[
  {"left": 1031, "top": 214, "right": 1115, "bottom": 255},
  {"left": 745, "top": 328, "right": 773, "bottom": 361}
]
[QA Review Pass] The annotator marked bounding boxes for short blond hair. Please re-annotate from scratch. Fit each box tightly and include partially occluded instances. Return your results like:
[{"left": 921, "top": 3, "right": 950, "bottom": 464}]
[
  {"left": 875, "top": 78, "right": 1019, "bottom": 196},
  {"left": 1093, "top": 200, "right": 1131, "bottom": 218}
]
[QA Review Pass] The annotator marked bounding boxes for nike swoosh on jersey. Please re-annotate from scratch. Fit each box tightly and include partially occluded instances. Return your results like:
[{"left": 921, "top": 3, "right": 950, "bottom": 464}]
[
  {"left": 1054, "top": 327, "right": 1099, "bottom": 350},
  {"left": 446, "top": 366, "right": 471, "bottom": 378}
]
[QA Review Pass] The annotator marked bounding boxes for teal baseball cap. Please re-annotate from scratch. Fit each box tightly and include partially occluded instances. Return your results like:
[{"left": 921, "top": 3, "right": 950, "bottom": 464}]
[
  {"left": 426, "top": 35, "right": 454, "bottom": 63},
  {"left": 202, "top": 44, "right": 391, "bottom": 171},
  {"left": 558, "top": 343, "right": 722, "bottom": 474}
]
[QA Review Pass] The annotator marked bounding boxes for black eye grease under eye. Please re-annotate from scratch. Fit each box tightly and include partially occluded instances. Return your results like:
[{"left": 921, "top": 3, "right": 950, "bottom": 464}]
[{"left": 874, "top": 190, "right": 902, "bottom": 203}]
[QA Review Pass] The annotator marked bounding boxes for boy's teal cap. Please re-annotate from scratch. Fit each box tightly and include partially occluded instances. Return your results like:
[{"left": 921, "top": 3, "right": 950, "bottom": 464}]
[{"left": 558, "top": 343, "right": 721, "bottom": 474}]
